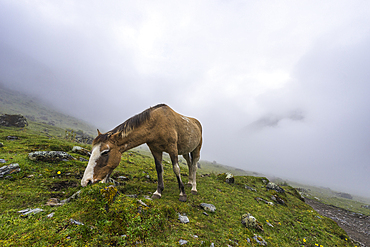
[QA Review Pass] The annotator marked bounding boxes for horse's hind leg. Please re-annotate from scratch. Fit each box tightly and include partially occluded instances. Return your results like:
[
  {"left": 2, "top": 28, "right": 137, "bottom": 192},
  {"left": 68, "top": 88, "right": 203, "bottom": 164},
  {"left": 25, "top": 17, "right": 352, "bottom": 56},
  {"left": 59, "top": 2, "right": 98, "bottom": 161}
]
[
  {"left": 189, "top": 145, "right": 201, "bottom": 195},
  {"left": 183, "top": 153, "right": 193, "bottom": 187},
  {"left": 170, "top": 152, "right": 187, "bottom": 202}
]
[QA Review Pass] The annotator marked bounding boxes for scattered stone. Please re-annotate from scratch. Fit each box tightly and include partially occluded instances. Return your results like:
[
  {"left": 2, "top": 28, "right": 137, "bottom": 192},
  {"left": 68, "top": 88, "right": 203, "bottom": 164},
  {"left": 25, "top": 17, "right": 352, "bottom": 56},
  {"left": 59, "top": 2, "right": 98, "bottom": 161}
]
[
  {"left": 0, "top": 163, "right": 21, "bottom": 178},
  {"left": 28, "top": 151, "right": 75, "bottom": 162},
  {"left": 245, "top": 185, "right": 257, "bottom": 192},
  {"left": 262, "top": 179, "right": 268, "bottom": 184},
  {"left": 200, "top": 173, "right": 211, "bottom": 177},
  {"left": 255, "top": 197, "right": 274, "bottom": 206},
  {"left": 241, "top": 213, "right": 264, "bottom": 231},
  {"left": 253, "top": 234, "right": 267, "bottom": 246},
  {"left": 179, "top": 239, "right": 188, "bottom": 245},
  {"left": 46, "top": 198, "right": 64, "bottom": 207},
  {"left": 126, "top": 194, "right": 138, "bottom": 198},
  {"left": 79, "top": 157, "right": 88, "bottom": 162},
  {"left": 0, "top": 159, "right": 6, "bottom": 163},
  {"left": 143, "top": 195, "right": 153, "bottom": 200},
  {"left": 225, "top": 172, "right": 234, "bottom": 184},
  {"left": 18, "top": 208, "right": 43, "bottom": 217},
  {"left": 361, "top": 205, "right": 370, "bottom": 209},
  {"left": 178, "top": 214, "right": 190, "bottom": 224},
  {"left": 137, "top": 199, "right": 149, "bottom": 207},
  {"left": 271, "top": 194, "right": 286, "bottom": 205},
  {"left": 60, "top": 190, "right": 81, "bottom": 204},
  {"left": 71, "top": 146, "right": 91, "bottom": 157},
  {"left": 117, "top": 176, "right": 129, "bottom": 181},
  {"left": 266, "top": 221, "right": 274, "bottom": 227},
  {"left": 203, "top": 212, "right": 209, "bottom": 216},
  {"left": 0, "top": 142, "right": 3, "bottom": 148},
  {"left": 70, "top": 218, "right": 84, "bottom": 225},
  {"left": 6, "top": 136, "right": 18, "bottom": 140},
  {"left": 0, "top": 114, "right": 28, "bottom": 127},
  {"left": 266, "top": 182, "right": 285, "bottom": 193},
  {"left": 47, "top": 212, "right": 55, "bottom": 218},
  {"left": 200, "top": 203, "right": 216, "bottom": 213}
]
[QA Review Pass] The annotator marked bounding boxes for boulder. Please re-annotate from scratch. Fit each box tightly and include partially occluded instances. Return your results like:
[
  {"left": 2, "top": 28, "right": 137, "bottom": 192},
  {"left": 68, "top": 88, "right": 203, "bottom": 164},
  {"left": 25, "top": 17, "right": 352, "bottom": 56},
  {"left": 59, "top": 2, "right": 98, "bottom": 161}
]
[
  {"left": 28, "top": 151, "right": 75, "bottom": 162},
  {"left": 241, "top": 213, "right": 263, "bottom": 231},
  {"left": 225, "top": 172, "right": 234, "bottom": 184},
  {"left": 178, "top": 214, "right": 189, "bottom": 224},
  {"left": 0, "top": 114, "right": 28, "bottom": 127},
  {"left": 266, "top": 182, "right": 285, "bottom": 193},
  {"left": 200, "top": 203, "right": 216, "bottom": 213},
  {"left": 253, "top": 234, "right": 267, "bottom": 246},
  {"left": 72, "top": 146, "right": 91, "bottom": 157},
  {"left": 0, "top": 163, "right": 21, "bottom": 178}
]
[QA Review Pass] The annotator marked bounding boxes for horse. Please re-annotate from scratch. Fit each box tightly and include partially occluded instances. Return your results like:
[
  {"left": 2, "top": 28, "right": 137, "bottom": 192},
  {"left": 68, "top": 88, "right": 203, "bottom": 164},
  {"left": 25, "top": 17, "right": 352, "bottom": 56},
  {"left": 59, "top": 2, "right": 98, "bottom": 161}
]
[{"left": 81, "top": 104, "right": 202, "bottom": 202}]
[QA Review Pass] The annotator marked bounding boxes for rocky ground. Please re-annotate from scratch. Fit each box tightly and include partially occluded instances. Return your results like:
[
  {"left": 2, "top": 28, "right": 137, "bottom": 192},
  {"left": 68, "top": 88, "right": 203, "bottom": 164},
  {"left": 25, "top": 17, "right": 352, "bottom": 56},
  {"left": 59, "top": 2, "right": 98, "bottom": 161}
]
[{"left": 305, "top": 198, "right": 370, "bottom": 247}]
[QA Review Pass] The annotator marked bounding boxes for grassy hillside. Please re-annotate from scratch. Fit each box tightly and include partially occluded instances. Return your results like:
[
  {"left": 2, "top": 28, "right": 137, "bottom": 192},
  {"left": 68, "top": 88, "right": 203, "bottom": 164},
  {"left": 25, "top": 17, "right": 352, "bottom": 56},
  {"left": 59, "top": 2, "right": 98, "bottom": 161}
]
[
  {"left": 0, "top": 124, "right": 355, "bottom": 246},
  {"left": 0, "top": 84, "right": 96, "bottom": 136},
  {"left": 288, "top": 181, "right": 370, "bottom": 216}
]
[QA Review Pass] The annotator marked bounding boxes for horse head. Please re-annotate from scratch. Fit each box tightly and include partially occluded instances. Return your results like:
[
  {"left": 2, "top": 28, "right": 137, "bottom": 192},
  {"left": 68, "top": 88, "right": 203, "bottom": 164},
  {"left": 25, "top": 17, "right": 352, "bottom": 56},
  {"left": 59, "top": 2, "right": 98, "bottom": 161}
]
[{"left": 81, "top": 129, "right": 122, "bottom": 187}]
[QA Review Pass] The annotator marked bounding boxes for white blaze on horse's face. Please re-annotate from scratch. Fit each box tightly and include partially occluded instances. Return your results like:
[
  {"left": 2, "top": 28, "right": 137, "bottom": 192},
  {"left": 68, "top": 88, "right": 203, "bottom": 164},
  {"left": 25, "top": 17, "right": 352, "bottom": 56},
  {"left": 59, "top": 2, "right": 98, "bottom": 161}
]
[
  {"left": 81, "top": 144, "right": 102, "bottom": 186},
  {"left": 81, "top": 142, "right": 121, "bottom": 187}
]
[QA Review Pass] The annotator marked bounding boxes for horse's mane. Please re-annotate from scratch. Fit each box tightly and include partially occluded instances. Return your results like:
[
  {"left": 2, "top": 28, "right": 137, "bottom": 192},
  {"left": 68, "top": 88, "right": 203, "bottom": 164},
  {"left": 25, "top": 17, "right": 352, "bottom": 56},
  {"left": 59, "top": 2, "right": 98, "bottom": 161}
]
[{"left": 93, "top": 104, "right": 167, "bottom": 145}]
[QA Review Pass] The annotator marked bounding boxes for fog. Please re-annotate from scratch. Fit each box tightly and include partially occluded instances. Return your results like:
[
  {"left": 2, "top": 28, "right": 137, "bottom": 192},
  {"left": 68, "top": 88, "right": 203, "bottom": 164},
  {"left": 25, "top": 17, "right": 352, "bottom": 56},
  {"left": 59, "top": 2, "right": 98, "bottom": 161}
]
[{"left": 1, "top": 0, "right": 369, "bottom": 197}]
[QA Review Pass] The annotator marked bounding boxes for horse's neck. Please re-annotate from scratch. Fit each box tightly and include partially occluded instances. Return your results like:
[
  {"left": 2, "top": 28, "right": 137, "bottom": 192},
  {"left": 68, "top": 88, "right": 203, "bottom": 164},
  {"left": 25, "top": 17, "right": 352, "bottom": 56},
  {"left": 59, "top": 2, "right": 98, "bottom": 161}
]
[{"left": 117, "top": 128, "right": 149, "bottom": 152}]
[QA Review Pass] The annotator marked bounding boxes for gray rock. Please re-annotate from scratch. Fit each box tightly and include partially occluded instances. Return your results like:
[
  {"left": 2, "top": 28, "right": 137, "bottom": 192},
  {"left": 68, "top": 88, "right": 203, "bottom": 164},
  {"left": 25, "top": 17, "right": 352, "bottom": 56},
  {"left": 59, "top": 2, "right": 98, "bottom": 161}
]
[
  {"left": 225, "top": 172, "right": 234, "bottom": 184},
  {"left": 47, "top": 212, "right": 55, "bottom": 218},
  {"left": 253, "top": 234, "right": 267, "bottom": 246},
  {"left": 179, "top": 239, "right": 188, "bottom": 245},
  {"left": 266, "top": 182, "right": 285, "bottom": 193},
  {"left": 241, "top": 213, "right": 263, "bottom": 231},
  {"left": 271, "top": 195, "right": 285, "bottom": 205},
  {"left": 0, "top": 159, "right": 6, "bottom": 163},
  {"left": 0, "top": 142, "right": 3, "bottom": 147},
  {"left": 200, "top": 203, "right": 216, "bottom": 212},
  {"left": 117, "top": 176, "right": 129, "bottom": 181},
  {"left": 245, "top": 185, "right": 257, "bottom": 192},
  {"left": 28, "top": 151, "right": 75, "bottom": 162},
  {"left": 0, "top": 114, "right": 28, "bottom": 127},
  {"left": 6, "top": 136, "right": 18, "bottom": 140},
  {"left": 72, "top": 146, "right": 91, "bottom": 157},
  {"left": 0, "top": 163, "right": 21, "bottom": 178},
  {"left": 18, "top": 208, "right": 43, "bottom": 217},
  {"left": 361, "top": 205, "right": 370, "bottom": 209},
  {"left": 70, "top": 218, "right": 84, "bottom": 225},
  {"left": 178, "top": 214, "right": 189, "bottom": 224},
  {"left": 60, "top": 190, "right": 81, "bottom": 204}
]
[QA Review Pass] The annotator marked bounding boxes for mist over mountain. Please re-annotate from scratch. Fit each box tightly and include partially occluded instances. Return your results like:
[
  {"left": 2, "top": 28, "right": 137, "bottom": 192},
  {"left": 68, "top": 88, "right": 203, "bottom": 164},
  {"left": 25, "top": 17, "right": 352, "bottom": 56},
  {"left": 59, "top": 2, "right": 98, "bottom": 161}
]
[{"left": 1, "top": 1, "right": 370, "bottom": 198}]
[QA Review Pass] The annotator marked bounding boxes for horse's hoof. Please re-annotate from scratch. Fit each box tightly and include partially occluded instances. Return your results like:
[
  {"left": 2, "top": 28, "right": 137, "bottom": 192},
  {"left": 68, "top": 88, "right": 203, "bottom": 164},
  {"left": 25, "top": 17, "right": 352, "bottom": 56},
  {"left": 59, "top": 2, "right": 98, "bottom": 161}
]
[
  {"left": 151, "top": 194, "right": 161, "bottom": 200},
  {"left": 191, "top": 190, "right": 198, "bottom": 195},
  {"left": 179, "top": 195, "right": 187, "bottom": 202}
]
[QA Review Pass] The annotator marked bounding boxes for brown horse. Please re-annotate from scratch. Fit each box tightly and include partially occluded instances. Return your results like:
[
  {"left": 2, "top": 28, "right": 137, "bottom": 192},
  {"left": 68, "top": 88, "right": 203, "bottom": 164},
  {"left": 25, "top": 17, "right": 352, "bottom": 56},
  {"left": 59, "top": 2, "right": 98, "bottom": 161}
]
[{"left": 81, "top": 104, "right": 202, "bottom": 202}]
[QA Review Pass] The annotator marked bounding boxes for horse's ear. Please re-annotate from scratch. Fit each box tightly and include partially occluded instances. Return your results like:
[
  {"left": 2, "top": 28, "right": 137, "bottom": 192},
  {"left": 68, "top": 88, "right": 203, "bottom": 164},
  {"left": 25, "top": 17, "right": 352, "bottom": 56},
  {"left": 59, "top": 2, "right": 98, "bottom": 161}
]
[{"left": 97, "top": 129, "right": 102, "bottom": 135}]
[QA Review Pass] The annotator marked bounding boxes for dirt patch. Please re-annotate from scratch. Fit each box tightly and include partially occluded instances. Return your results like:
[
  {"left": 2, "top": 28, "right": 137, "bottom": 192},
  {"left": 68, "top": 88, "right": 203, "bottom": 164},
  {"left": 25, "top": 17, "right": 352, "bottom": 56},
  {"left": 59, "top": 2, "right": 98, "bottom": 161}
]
[
  {"left": 305, "top": 198, "right": 370, "bottom": 247},
  {"left": 50, "top": 180, "right": 79, "bottom": 191}
]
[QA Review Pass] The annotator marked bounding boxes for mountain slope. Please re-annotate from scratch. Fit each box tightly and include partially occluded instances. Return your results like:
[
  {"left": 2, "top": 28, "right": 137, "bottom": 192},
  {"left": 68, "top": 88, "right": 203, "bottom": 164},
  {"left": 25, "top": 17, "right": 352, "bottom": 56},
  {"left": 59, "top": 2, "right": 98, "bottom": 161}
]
[
  {"left": 0, "top": 124, "right": 354, "bottom": 246},
  {"left": 0, "top": 84, "right": 96, "bottom": 136}
]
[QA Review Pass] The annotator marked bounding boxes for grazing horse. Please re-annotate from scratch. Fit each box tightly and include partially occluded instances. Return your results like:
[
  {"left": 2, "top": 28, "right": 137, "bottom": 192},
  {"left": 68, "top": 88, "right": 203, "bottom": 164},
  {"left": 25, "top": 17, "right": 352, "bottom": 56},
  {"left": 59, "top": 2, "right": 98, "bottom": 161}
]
[{"left": 81, "top": 104, "right": 202, "bottom": 202}]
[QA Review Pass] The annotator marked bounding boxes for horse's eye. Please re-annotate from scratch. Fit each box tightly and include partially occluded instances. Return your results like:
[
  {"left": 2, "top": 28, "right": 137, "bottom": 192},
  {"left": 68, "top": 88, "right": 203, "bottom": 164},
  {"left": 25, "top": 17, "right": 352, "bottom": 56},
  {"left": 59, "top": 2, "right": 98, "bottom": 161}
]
[{"left": 101, "top": 150, "right": 110, "bottom": 156}]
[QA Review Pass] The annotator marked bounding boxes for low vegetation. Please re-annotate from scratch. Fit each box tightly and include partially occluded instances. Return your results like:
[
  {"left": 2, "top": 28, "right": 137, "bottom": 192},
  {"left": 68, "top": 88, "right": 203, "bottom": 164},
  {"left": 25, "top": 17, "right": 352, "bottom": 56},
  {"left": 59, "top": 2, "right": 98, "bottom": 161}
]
[{"left": 0, "top": 123, "right": 356, "bottom": 246}]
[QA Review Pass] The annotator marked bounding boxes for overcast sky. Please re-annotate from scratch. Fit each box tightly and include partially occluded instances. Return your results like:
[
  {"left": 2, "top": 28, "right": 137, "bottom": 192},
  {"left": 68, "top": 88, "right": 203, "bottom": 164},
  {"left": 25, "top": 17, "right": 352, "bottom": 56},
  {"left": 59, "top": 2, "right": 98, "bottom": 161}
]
[{"left": 1, "top": 0, "right": 369, "bottom": 197}]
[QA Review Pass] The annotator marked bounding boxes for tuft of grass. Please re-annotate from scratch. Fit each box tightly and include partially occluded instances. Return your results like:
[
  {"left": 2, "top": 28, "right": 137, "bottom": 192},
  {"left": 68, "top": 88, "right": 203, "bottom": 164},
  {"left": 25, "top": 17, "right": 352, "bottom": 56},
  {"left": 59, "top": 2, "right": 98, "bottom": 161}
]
[{"left": 0, "top": 124, "right": 355, "bottom": 246}]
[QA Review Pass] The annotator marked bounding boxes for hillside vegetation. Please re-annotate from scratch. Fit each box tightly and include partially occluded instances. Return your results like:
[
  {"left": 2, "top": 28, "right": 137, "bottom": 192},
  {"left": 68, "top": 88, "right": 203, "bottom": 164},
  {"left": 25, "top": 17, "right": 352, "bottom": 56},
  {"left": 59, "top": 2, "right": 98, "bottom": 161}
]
[
  {"left": 0, "top": 84, "right": 96, "bottom": 136},
  {"left": 0, "top": 123, "right": 356, "bottom": 246}
]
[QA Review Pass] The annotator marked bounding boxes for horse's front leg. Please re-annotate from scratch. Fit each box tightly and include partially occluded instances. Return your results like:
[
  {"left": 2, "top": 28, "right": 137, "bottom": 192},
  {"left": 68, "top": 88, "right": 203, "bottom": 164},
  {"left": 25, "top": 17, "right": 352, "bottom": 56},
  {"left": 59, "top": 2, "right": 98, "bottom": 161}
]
[
  {"left": 151, "top": 151, "right": 164, "bottom": 199},
  {"left": 169, "top": 153, "right": 187, "bottom": 202}
]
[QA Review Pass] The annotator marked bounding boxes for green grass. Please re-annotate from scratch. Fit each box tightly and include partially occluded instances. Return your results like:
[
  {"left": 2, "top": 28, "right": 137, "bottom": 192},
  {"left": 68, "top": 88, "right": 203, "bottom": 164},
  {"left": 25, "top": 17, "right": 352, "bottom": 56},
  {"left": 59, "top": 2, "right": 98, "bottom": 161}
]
[{"left": 0, "top": 124, "right": 355, "bottom": 246}]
